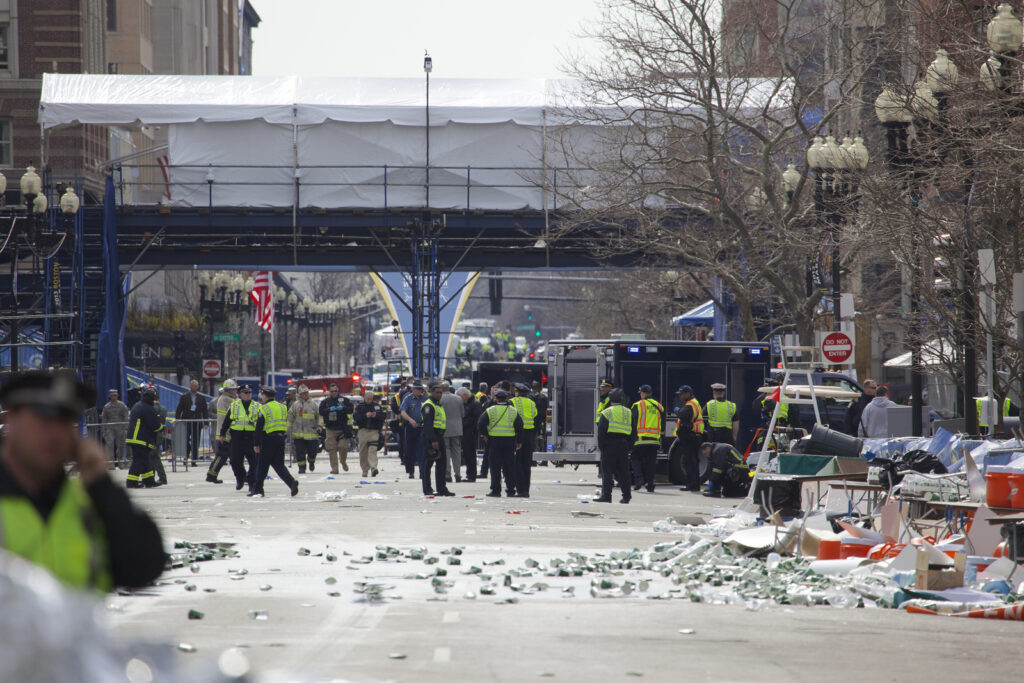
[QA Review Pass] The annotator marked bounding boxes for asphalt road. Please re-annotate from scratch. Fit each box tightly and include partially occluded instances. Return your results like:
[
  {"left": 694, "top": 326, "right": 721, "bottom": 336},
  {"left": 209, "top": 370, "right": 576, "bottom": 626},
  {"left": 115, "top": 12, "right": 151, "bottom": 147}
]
[{"left": 108, "top": 453, "right": 1022, "bottom": 682}]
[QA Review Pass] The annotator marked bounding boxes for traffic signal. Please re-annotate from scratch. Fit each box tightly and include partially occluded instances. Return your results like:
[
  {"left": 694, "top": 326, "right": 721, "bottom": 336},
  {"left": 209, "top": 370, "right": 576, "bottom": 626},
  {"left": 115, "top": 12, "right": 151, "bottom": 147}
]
[
  {"left": 534, "top": 323, "right": 541, "bottom": 338},
  {"left": 524, "top": 304, "right": 533, "bottom": 321},
  {"left": 488, "top": 273, "right": 502, "bottom": 315}
]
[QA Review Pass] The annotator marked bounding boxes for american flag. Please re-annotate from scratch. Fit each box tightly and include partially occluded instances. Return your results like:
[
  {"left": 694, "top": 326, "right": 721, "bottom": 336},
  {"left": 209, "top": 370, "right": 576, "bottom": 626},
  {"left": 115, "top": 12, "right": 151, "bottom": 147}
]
[{"left": 250, "top": 271, "right": 274, "bottom": 331}]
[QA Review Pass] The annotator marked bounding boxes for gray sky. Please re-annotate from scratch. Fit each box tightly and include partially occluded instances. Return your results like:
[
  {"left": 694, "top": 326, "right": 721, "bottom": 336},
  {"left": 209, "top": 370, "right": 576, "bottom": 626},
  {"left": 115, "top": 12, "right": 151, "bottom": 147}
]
[{"left": 251, "top": 0, "right": 604, "bottom": 79}]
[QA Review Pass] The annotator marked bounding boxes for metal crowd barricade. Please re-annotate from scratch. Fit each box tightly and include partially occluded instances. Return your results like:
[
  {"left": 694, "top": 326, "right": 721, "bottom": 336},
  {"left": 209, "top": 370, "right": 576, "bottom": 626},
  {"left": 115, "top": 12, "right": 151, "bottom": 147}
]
[{"left": 167, "top": 418, "right": 218, "bottom": 472}]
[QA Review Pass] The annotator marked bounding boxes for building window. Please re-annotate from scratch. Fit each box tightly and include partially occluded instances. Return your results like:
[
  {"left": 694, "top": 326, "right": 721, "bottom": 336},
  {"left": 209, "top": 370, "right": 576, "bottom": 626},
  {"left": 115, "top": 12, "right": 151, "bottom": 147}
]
[
  {"left": 0, "top": 25, "right": 9, "bottom": 71},
  {"left": 0, "top": 120, "right": 12, "bottom": 167},
  {"left": 108, "top": 62, "right": 119, "bottom": 74},
  {"left": 107, "top": 0, "right": 117, "bottom": 32}
]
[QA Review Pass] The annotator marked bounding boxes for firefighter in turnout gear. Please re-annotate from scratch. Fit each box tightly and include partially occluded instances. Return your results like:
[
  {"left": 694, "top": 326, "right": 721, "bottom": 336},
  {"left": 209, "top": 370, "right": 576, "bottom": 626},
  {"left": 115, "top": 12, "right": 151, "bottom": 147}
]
[
  {"left": 477, "top": 389, "right": 523, "bottom": 497},
  {"left": 704, "top": 382, "right": 738, "bottom": 446},
  {"left": 251, "top": 387, "right": 299, "bottom": 497},
  {"left": 630, "top": 384, "right": 663, "bottom": 493},
  {"left": 219, "top": 385, "right": 259, "bottom": 491},
  {"left": 420, "top": 382, "right": 455, "bottom": 497},
  {"left": 700, "top": 442, "right": 751, "bottom": 497},
  {"left": 596, "top": 389, "right": 632, "bottom": 503},
  {"left": 206, "top": 379, "right": 238, "bottom": 484},
  {"left": 125, "top": 387, "right": 163, "bottom": 488},
  {"left": 674, "top": 385, "right": 705, "bottom": 491},
  {"left": 289, "top": 385, "right": 323, "bottom": 473}
]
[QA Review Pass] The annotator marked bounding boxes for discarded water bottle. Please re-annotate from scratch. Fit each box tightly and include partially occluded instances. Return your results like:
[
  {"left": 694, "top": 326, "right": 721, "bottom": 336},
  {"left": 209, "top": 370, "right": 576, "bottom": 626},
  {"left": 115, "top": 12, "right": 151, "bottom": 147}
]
[{"left": 765, "top": 553, "right": 781, "bottom": 571}]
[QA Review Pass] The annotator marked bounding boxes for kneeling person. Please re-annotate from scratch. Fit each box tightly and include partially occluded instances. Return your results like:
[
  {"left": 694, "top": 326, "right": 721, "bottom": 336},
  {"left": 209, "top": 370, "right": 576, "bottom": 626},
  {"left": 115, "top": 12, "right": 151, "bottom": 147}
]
[{"left": 700, "top": 442, "right": 750, "bottom": 497}]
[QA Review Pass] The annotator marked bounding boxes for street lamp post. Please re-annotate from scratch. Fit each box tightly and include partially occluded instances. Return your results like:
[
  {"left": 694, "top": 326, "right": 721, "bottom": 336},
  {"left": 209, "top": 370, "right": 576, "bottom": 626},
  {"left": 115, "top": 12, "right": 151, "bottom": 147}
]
[
  {"left": 806, "top": 134, "right": 867, "bottom": 330},
  {"left": 424, "top": 52, "right": 432, "bottom": 208}
]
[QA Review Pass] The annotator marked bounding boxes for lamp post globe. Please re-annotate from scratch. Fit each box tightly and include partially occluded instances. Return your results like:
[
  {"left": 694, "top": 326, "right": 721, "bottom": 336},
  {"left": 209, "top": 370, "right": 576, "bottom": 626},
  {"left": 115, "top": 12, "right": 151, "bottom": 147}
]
[
  {"left": 925, "top": 48, "right": 959, "bottom": 95},
  {"left": 987, "top": 3, "right": 1023, "bottom": 55},
  {"left": 59, "top": 187, "right": 80, "bottom": 215}
]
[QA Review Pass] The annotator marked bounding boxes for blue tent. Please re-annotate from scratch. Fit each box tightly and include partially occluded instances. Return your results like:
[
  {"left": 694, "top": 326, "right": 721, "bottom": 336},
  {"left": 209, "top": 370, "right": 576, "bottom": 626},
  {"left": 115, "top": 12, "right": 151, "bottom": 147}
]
[{"left": 671, "top": 300, "right": 715, "bottom": 326}]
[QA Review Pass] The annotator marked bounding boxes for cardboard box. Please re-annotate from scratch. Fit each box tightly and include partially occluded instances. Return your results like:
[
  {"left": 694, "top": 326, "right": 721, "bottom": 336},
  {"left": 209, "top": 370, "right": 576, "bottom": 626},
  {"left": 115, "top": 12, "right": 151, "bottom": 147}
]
[{"left": 915, "top": 548, "right": 966, "bottom": 591}]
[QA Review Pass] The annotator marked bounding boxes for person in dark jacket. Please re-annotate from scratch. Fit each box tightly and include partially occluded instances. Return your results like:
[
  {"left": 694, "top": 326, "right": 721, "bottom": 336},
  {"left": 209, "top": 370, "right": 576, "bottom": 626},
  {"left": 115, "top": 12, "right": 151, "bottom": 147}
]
[
  {"left": 353, "top": 391, "right": 386, "bottom": 477},
  {"left": 530, "top": 381, "right": 549, "bottom": 456},
  {"left": 251, "top": 387, "right": 299, "bottom": 497},
  {"left": 126, "top": 387, "right": 163, "bottom": 488},
  {"left": 174, "top": 380, "right": 209, "bottom": 466},
  {"left": 595, "top": 389, "right": 632, "bottom": 504},
  {"left": 844, "top": 379, "right": 877, "bottom": 436},
  {"left": 420, "top": 382, "right": 454, "bottom": 496},
  {"left": 459, "top": 388, "right": 483, "bottom": 482},
  {"left": 477, "top": 390, "right": 523, "bottom": 497},
  {"left": 700, "top": 442, "right": 750, "bottom": 497},
  {"left": 0, "top": 370, "right": 166, "bottom": 591},
  {"left": 319, "top": 383, "right": 354, "bottom": 474}
]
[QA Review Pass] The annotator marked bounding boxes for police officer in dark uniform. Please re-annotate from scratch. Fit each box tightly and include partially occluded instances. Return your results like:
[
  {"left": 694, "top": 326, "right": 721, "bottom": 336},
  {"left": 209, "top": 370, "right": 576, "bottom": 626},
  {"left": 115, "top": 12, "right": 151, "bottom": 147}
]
[
  {"left": 219, "top": 385, "right": 258, "bottom": 491},
  {"left": 674, "top": 385, "right": 705, "bottom": 492},
  {"left": 530, "top": 380, "right": 549, "bottom": 455},
  {"left": 0, "top": 370, "right": 167, "bottom": 591},
  {"left": 420, "top": 382, "right": 455, "bottom": 497},
  {"left": 511, "top": 383, "right": 538, "bottom": 498},
  {"left": 595, "top": 389, "right": 632, "bottom": 504},
  {"left": 252, "top": 387, "right": 299, "bottom": 497},
  {"left": 125, "top": 386, "right": 163, "bottom": 488},
  {"left": 477, "top": 389, "right": 523, "bottom": 497}
]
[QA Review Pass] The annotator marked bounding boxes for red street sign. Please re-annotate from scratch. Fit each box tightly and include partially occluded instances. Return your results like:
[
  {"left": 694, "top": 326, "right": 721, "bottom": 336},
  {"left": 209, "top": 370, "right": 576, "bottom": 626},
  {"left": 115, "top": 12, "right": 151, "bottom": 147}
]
[
  {"left": 202, "top": 359, "right": 222, "bottom": 379},
  {"left": 820, "top": 332, "right": 854, "bottom": 365}
]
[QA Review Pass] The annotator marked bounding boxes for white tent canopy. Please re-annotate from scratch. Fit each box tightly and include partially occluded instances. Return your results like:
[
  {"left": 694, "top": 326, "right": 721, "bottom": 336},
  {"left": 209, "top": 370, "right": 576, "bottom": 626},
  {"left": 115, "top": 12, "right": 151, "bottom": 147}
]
[
  {"left": 883, "top": 338, "right": 954, "bottom": 368},
  {"left": 39, "top": 74, "right": 794, "bottom": 210}
]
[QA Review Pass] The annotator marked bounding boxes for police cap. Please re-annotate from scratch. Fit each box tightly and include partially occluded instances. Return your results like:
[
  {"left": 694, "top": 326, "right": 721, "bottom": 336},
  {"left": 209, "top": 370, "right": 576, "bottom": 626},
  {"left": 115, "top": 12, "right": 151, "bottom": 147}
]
[
  {"left": 676, "top": 385, "right": 693, "bottom": 395},
  {"left": 638, "top": 384, "right": 653, "bottom": 394},
  {"left": 239, "top": 385, "right": 253, "bottom": 394},
  {"left": 0, "top": 370, "right": 95, "bottom": 419},
  {"left": 494, "top": 390, "right": 510, "bottom": 401},
  {"left": 711, "top": 382, "right": 727, "bottom": 391},
  {"left": 261, "top": 386, "right": 277, "bottom": 397}
]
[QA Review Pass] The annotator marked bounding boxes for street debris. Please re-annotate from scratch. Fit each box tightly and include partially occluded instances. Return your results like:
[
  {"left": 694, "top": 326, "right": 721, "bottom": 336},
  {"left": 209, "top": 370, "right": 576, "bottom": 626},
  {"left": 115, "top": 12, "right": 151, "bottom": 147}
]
[{"left": 187, "top": 609, "right": 204, "bottom": 620}]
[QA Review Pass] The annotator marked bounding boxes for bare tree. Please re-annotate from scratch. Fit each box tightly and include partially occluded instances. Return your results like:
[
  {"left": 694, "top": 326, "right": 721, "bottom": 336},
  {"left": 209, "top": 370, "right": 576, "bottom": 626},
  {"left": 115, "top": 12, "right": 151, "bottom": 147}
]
[{"left": 551, "top": 0, "right": 885, "bottom": 344}]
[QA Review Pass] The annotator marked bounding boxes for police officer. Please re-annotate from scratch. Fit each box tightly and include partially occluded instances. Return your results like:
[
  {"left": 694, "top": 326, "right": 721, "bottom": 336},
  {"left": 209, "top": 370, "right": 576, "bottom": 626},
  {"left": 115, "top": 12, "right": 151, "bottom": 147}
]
[
  {"left": 0, "top": 370, "right": 166, "bottom": 591},
  {"left": 219, "top": 384, "right": 259, "bottom": 491},
  {"left": 125, "top": 386, "right": 163, "bottom": 488},
  {"left": 477, "top": 389, "right": 522, "bottom": 497},
  {"left": 420, "top": 382, "right": 455, "bottom": 497},
  {"left": 475, "top": 383, "right": 490, "bottom": 405},
  {"left": 530, "top": 380, "right": 548, "bottom": 455},
  {"left": 101, "top": 388, "right": 129, "bottom": 468},
  {"left": 630, "top": 384, "right": 663, "bottom": 493},
  {"left": 700, "top": 441, "right": 750, "bottom": 497},
  {"left": 206, "top": 378, "right": 238, "bottom": 484},
  {"left": 704, "top": 382, "right": 738, "bottom": 446},
  {"left": 595, "top": 388, "right": 632, "bottom": 503},
  {"left": 319, "top": 383, "right": 353, "bottom": 474},
  {"left": 459, "top": 387, "right": 484, "bottom": 482},
  {"left": 674, "top": 385, "right": 705, "bottom": 492},
  {"left": 511, "top": 383, "right": 538, "bottom": 498},
  {"left": 288, "top": 384, "right": 323, "bottom": 473},
  {"left": 595, "top": 379, "right": 614, "bottom": 423},
  {"left": 757, "top": 374, "right": 790, "bottom": 427},
  {"left": 251, "top": 387, "right": 299, "bottom": 497},
  {"left": 400, "top": 380, "right": 426, "bottom": 479}
]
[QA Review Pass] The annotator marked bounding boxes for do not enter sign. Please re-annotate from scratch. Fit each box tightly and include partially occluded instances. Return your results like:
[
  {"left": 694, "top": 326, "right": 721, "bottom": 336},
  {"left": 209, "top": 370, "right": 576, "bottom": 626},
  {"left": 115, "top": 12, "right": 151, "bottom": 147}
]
[
  {"left": 202, "top": 359, "right": 222, "bottom": 379},
  {"left": 820, "top": 332, "right": 854, "bottom": 365}
]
